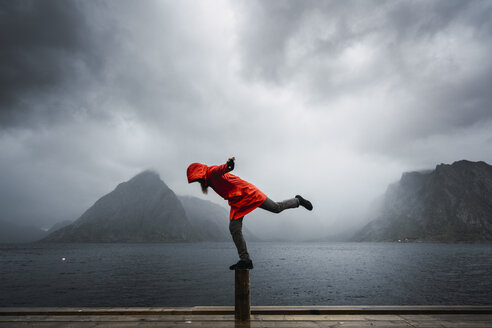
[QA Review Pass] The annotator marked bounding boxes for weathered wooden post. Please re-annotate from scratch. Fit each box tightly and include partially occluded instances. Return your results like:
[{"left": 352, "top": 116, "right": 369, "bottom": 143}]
[{"left": 234, "top": 269, "right": 250, "bottom": 321}]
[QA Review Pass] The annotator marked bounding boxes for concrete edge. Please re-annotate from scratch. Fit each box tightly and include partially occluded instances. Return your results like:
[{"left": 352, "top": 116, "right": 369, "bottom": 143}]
[{"left": 1, "top": 306, "right": 492, "bottom": 316}]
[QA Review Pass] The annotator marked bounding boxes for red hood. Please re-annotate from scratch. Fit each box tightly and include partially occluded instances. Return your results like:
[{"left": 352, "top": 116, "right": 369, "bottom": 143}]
[{"left": 187, "top": 163, "right": 208, "bottom": 183}]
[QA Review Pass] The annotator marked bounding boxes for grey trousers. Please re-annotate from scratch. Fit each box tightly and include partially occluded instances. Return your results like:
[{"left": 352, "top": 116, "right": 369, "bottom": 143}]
[{"left": 229, "top": 197, "right": 300, "bottom": 261}]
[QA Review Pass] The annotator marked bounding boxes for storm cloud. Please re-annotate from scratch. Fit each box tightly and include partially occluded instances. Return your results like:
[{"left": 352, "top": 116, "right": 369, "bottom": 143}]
[
  {"left": 1, "top": 0, "right": 491, "bottom": 240},
  {"left": 235, "top": 0, "right": 492, "bottom": 155}
]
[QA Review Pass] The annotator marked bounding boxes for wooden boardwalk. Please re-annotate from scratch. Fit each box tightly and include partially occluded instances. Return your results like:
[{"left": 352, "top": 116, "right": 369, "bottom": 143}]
[{"left": 1, "top": 306, "right": 491, "bottom": 327}]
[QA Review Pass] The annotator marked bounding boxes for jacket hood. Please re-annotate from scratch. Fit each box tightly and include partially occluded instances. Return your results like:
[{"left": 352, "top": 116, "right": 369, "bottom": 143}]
[{"left": 187, "top": 163, "right": 208, "bottom": 183}]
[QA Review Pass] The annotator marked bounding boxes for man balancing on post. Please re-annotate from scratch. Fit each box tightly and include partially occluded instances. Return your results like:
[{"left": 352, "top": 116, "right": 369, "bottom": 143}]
[{"left": 186, "top": 157, "right": 313, "bottom": 270}]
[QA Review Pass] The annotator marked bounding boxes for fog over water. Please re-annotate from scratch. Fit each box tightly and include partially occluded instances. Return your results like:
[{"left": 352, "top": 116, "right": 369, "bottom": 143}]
[{"left": 1, "top": 1, "right": 492, "bottom": 240}]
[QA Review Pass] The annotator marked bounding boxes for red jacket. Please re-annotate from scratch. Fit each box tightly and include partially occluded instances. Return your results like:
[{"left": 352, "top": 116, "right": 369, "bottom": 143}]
[{"left": 187, "top": 162, "right": 267, "bottom": 220}]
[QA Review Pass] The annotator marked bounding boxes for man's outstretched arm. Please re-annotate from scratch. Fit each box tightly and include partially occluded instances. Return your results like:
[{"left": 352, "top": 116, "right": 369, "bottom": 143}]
[{"left": 209, "top": 157, "right": 235, "bottom": 177}]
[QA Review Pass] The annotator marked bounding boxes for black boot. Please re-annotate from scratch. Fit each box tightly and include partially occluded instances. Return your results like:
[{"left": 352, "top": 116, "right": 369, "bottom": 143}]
[
  {"left": 296, "top": 195, "right": 313, "bottom": 211},
  {"left": 229, "top": 259, "right": 254, "bottom": 270}
]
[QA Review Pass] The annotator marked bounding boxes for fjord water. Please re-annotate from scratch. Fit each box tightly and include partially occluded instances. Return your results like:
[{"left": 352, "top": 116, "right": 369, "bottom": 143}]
[{"left": 1, "top": 242, "right": 491, "bottom": 307}]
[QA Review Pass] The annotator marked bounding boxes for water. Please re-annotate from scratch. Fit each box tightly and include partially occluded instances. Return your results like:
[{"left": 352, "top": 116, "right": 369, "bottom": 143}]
[{"left": 0, "top": 242, "right": 491, "bottom": 307}]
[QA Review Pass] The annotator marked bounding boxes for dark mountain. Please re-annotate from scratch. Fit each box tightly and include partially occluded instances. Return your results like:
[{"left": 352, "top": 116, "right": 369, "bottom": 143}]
[
  {"left": 42, "top": 171, "right": 195, "bottom": 242},
  {"left": 41, "top": 171, "right": 259, "bottom": 243},
  {"left": 178, "top": 195, "right": 259, "bottom": 242},
  {"left": 355, "top": 160, "right": 492, "bottom": 242},
  {"left": 0, "top": 220, "right": 47, "bottom": 243}
]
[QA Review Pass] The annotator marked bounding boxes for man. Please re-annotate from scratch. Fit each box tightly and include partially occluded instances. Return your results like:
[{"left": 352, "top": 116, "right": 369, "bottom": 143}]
[{"left": 187, "top": 157, "right": 313, "bottom": 270}]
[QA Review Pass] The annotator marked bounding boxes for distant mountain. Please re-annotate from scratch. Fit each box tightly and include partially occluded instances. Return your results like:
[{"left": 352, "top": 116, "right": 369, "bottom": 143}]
[
  {"left": 47, "top": 220, "right": 72, "bottom": 234},
  {"left": 178, "top": 195, "right": 260, "bottom": 242},
  {"left": 42, "top": 171, "right": 196, "bottom": 242},
  {"left": 0, "top": 219, "right": 76, "bottom": 243},
  {"left": 355, "top": 160, "right": 492, "bottom": 242},
  {"left": 0, "top": 220, "right": 47, "bottom": 243},
  {"left": 41, "top": 171, "right": 258, "bottom": 243}
]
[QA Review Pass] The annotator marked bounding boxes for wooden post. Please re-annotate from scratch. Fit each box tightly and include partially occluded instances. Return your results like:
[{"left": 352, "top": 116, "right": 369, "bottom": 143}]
[{"left": 234, "top": 269, "right": 250, "bottom": 321}]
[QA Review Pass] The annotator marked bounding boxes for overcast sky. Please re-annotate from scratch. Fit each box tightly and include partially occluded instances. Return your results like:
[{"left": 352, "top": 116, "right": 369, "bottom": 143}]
[{"left": 1, "top": 0, "right": 491, "bottom": 240}]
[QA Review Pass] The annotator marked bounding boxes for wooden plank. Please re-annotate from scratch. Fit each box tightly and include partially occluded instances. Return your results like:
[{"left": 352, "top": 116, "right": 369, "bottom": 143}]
[
  {"left": 250, "top": 305, "right": 492, "bottom": 315},
  {"left": 0, "top": 314, "right": 491, "bottom": 327},
  {"left": 1, "top": 306, "right": 492, "bottom": 316}
]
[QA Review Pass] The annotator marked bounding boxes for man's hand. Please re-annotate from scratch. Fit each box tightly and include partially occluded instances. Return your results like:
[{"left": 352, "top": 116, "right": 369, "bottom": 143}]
[{"left": 227, "top": 157, "right": 235, "bottom": 170}]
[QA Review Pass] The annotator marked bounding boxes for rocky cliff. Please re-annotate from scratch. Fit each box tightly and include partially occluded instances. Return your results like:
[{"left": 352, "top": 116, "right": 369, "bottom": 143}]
[{"left": 355, "top": 160, "right": 492, "bottom": 242}]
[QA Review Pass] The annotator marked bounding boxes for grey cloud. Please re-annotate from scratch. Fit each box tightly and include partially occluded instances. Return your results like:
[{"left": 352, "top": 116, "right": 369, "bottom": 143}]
[
  {"left": 0, "top": 0, "right": 110, "bottom": 127},
  {"left": 235, "top": 0, "right": 492, "bottom": 153},
  {"left": 236, "top": 0, "right": 486, "bottom": 84},
  {"left": 0, "top": 0, "right": 209, "bottom": 137}
]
